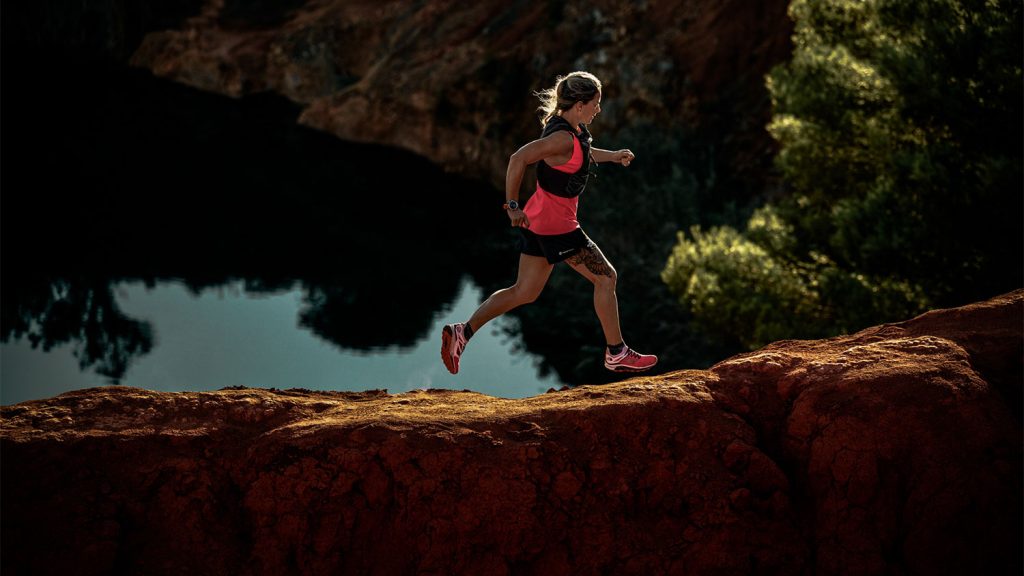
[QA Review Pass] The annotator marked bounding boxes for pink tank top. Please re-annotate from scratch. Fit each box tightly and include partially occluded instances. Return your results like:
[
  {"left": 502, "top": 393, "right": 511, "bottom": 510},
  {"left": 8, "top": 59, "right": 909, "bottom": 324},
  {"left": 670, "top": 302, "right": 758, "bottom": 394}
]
[{"left": 523, "top": 133, "right": 583, "bottom": 236}]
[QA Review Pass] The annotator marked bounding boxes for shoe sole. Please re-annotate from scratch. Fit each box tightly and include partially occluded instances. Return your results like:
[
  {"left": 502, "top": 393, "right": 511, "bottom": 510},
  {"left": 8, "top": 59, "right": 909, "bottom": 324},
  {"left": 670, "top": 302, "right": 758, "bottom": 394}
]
[
  {"left": 441, "top": 325, "right": 459, "bottom": 374},
  {"left": 605, "top": 359, "right": 658, "bottom": 373}
]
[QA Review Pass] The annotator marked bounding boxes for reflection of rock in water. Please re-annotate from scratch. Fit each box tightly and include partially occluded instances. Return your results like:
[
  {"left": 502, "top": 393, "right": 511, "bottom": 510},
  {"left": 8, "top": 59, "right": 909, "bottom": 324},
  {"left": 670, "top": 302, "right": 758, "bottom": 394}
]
[
  {"left": 298, "top": 269, "right": 463, "bottom": 352},
  {"left": 2, "top": 291, "right": 1020, "bottom": 575},
  {"left": 1, "top": 63, "right": 509, "bottom": 380}
]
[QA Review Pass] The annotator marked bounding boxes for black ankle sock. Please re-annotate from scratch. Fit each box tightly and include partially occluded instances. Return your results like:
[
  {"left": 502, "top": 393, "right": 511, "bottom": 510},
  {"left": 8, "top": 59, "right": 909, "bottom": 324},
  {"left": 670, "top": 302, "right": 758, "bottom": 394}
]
[
  {"left": 463, "top": 323, "right": 475, "bottom": 340},
  {"left": 608, "top": 342, "right": 625, "bottom": 355}
]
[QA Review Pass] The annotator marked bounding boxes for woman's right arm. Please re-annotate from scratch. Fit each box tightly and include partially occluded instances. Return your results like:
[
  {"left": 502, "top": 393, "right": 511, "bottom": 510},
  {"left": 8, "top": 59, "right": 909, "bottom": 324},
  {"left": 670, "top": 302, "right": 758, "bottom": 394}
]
[{"left": 505, "top": 131, "right": 574, "bottom": 228}]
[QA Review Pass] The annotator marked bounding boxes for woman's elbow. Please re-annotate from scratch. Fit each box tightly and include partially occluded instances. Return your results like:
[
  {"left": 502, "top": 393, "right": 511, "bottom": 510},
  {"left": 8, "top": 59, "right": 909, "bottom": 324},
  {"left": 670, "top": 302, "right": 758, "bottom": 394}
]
[{"left": 508, "top": 152, "right": 526, "bottom": 169}]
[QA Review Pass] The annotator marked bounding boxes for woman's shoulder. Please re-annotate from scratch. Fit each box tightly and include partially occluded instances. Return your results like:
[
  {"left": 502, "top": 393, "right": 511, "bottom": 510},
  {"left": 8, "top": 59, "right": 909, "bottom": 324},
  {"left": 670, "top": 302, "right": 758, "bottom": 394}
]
[
  {"left": 538, "top": 129, "right": 575, "bottom": 151},
  {"left": 542, "top": 116, "right": 577, "bottom": 136}
]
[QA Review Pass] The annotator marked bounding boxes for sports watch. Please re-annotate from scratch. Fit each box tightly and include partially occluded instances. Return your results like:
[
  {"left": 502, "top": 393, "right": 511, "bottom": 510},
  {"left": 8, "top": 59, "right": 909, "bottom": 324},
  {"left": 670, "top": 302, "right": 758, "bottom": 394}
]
[{"left": 504, "top": 199, "right": 520, "bottom": 211}]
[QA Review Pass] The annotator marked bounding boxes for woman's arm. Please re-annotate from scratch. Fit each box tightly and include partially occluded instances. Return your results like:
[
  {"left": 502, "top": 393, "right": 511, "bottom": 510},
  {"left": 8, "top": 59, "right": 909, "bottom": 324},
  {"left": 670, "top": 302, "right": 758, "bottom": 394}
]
[
  {"left": 504, "top": 132, "right": 574, "bottom": 227},
  {"left": 591, "top": 147, "right": 635, "bottom": 166}
]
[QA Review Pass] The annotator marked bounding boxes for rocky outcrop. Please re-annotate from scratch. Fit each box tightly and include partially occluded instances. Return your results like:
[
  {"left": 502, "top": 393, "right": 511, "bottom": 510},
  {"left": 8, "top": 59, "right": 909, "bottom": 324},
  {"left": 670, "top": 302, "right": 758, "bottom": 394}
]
[
  {"left": 2, "top": 290, "right": 1021, "bottom": 575},
  {"left": 128, "top": 0, "right": 793, "bottom": 190}
]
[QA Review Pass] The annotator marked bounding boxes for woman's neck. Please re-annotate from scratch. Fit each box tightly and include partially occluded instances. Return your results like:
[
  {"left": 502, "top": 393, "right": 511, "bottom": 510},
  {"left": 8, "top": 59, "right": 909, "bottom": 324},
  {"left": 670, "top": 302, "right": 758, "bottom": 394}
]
[{"left": 556, "top": 112, "right": 581, "bottom": 132}]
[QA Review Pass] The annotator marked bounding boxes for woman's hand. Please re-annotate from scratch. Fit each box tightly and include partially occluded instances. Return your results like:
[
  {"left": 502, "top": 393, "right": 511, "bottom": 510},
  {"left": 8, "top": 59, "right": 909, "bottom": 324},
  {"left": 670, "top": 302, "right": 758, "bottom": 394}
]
[
  {"left": 508, "top": 208, "right": 530, "bottom": 228},
  {"left": 615, "top": 149, "right": 635, "bottom": 166}
]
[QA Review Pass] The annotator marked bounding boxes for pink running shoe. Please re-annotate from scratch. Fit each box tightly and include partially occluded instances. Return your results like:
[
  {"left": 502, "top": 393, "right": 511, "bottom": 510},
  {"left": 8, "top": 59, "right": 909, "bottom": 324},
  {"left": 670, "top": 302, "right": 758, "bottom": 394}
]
[
  {"left": 441, "top": 323, "right": 469, "bottom": 374},
  {"left": 604, "top": 345, "right": 658, "bottom": 372}
]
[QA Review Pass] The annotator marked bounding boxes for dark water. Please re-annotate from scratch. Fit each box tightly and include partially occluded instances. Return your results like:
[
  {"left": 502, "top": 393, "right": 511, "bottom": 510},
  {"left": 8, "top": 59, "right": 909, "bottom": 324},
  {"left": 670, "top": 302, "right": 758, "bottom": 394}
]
[
  {"left": 1, "top": 61, "right": 563, "bottom": 405},
  {"left": 1, "top": 278, "right": 560, "bottom": 404}
]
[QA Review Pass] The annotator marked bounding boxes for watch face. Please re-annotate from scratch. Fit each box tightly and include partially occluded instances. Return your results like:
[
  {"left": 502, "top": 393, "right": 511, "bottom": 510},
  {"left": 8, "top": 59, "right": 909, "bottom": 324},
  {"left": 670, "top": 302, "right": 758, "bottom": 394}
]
[{"left": 508, "top": 200, "right": 518, "bottom": 210}]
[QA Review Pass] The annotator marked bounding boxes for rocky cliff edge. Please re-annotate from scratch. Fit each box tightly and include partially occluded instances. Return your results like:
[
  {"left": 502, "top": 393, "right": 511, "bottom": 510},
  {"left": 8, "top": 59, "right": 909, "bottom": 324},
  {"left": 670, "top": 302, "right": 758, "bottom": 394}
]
[
  {"left": 128, "top": 0, "right": 793, "bottom": 191},
  {"left": 2, "top": 290, "right": 1021, "bottom": 575}
]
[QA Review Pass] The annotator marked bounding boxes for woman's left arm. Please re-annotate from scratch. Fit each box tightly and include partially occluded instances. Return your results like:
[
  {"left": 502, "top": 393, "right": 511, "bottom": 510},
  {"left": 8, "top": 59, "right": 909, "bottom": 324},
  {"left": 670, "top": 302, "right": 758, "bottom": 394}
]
[{"left": 591, "top": 147, "right": 635, "bottom": 166}]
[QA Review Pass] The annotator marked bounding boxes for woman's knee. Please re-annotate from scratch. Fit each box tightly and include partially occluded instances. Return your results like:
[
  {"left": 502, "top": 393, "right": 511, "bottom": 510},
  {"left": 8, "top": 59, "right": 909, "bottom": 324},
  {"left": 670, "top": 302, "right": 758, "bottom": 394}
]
[
  {"left": 593, "top": 272, "right": 614, "bottom": 291},
  {"left": 513, "top": 283, "right": 544, "bottom": 304},
  {"left": 593, "top": 267, "right": 617, "bottom": 291}
]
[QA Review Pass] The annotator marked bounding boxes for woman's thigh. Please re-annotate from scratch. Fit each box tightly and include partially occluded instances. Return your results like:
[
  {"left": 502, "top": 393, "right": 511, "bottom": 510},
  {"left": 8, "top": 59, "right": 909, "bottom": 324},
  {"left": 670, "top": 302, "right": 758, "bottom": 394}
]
[
  {"left": 565, "top": 240, "right": 616, "bottom": 283},
  {"left": 515, "top": 253, "right": 555, "bottom": 294}
]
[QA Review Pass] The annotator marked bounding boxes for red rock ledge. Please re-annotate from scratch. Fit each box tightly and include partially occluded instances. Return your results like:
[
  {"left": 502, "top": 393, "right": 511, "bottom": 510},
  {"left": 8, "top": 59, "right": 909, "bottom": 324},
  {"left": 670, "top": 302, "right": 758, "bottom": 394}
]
[{"left": 2, "top": 291, "right": 1021, "bottom": 575}]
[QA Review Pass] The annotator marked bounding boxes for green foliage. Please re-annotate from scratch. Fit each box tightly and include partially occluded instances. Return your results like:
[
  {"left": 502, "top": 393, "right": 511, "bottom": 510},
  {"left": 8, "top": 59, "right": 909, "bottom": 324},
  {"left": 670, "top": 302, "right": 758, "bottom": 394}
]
[
  {"left": 662, "top": 205, "right": 932, "bottom": 347},
  {"left": 771, "top": 0, "right": 1022, "bottom": 287},
  {"left": 661, "top": 211, "right": 821, "bottom": 349},
  {"left": 664, "top": 0, "right": 1022, "bottom": 348}
]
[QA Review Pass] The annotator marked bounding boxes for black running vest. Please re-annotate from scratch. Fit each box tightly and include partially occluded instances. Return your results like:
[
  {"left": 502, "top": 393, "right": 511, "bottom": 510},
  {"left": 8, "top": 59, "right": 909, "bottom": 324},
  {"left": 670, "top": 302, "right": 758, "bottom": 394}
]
[{"left": 536, "top": 116, "right": 592, "bottom": 199}]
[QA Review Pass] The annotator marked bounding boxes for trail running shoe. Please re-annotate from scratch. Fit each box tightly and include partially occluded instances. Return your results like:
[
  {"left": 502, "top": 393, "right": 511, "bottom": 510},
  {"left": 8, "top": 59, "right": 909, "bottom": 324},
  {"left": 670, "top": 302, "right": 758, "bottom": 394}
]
[
  {"left": 441, "top": 323, "right": 468, "bottom": 374},
  {"left": 604, "top": 345, "right": 658, "bottom": 372}
]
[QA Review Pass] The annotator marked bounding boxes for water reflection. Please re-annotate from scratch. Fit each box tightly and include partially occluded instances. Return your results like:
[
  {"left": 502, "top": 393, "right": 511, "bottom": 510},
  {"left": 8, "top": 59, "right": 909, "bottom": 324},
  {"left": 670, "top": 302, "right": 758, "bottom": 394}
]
[
  {"left": 2, "top": 277, "right": 154, "bottom": 381},
  {"left": 297, "top": 268, "right": 464, "bottom": 352},
  {"left": 1, "top": 279, "right": 561, "bottom": 405},
  {"left": 1, "top": 61, "right": 519, "bottom": 394}
]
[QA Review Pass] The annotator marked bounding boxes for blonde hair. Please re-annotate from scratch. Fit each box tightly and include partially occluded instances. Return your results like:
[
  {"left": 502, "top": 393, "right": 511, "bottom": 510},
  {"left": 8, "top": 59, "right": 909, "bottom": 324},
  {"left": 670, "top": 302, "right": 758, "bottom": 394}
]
[{"left": 535, "top": 71, "right": 602, "bottom": 125}]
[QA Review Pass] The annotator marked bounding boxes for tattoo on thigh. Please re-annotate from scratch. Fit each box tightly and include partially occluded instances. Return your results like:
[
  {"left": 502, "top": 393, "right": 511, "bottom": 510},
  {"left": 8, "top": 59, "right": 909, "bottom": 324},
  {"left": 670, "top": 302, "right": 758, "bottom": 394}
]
[{"left": 568, "top": 242, "right": 614, "bottom": 277}]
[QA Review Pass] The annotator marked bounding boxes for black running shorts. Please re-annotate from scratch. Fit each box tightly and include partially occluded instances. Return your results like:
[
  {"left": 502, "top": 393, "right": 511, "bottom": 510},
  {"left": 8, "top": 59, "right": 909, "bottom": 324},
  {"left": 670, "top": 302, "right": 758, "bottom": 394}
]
[{"left": 518, "top": 227, "right": 593, "bottom": 264}]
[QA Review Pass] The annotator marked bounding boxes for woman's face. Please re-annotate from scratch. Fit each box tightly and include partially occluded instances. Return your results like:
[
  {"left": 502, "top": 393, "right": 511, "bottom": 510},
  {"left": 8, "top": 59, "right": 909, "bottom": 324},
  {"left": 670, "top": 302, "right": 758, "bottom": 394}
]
[{"left": 581, "top": 91, "right": 602, "bottom": 124}]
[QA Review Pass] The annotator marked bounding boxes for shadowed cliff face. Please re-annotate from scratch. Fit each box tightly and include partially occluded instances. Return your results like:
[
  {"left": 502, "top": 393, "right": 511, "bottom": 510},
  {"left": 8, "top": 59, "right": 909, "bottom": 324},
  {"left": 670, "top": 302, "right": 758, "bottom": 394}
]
[
  {"left": 129, "top": 0, "right": 794, "bottom": 192},
  {"left": 3, "top": 291, "right": 1020, "bottom": 575}
]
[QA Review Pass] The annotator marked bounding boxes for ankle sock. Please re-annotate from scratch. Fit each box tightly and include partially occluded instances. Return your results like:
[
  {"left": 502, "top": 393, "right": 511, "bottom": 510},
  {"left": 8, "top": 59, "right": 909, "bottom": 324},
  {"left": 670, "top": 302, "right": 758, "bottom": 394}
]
[
  {"left": 607, "top": 342, "right": 625, "bottom": 355},
  {"left": 463, "top": 323, "right": 475, "bottom": 340}
]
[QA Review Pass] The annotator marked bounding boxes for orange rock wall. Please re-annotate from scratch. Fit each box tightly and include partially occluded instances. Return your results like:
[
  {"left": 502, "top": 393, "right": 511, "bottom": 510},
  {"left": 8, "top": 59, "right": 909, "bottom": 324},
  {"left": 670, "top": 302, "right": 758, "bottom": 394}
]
[
  {"left": 3, "top": 291, "right": 1021, "bottom": 575},
  {"left": 130, "top": 0, "right": 794, "bottom": 190}
]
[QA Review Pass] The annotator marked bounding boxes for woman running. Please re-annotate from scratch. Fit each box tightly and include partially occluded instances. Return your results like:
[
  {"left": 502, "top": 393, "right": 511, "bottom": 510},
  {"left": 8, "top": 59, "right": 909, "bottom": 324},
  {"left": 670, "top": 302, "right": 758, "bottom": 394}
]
[{"left": 441, "top": 71, "right": 657, "bottom": 375}]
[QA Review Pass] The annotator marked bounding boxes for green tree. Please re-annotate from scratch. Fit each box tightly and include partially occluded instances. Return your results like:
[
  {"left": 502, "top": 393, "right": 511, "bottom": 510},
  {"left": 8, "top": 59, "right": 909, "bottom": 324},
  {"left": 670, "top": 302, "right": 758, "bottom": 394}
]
[{"left": 663, "top": 0, "right": 1022, "bottom": 346}]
